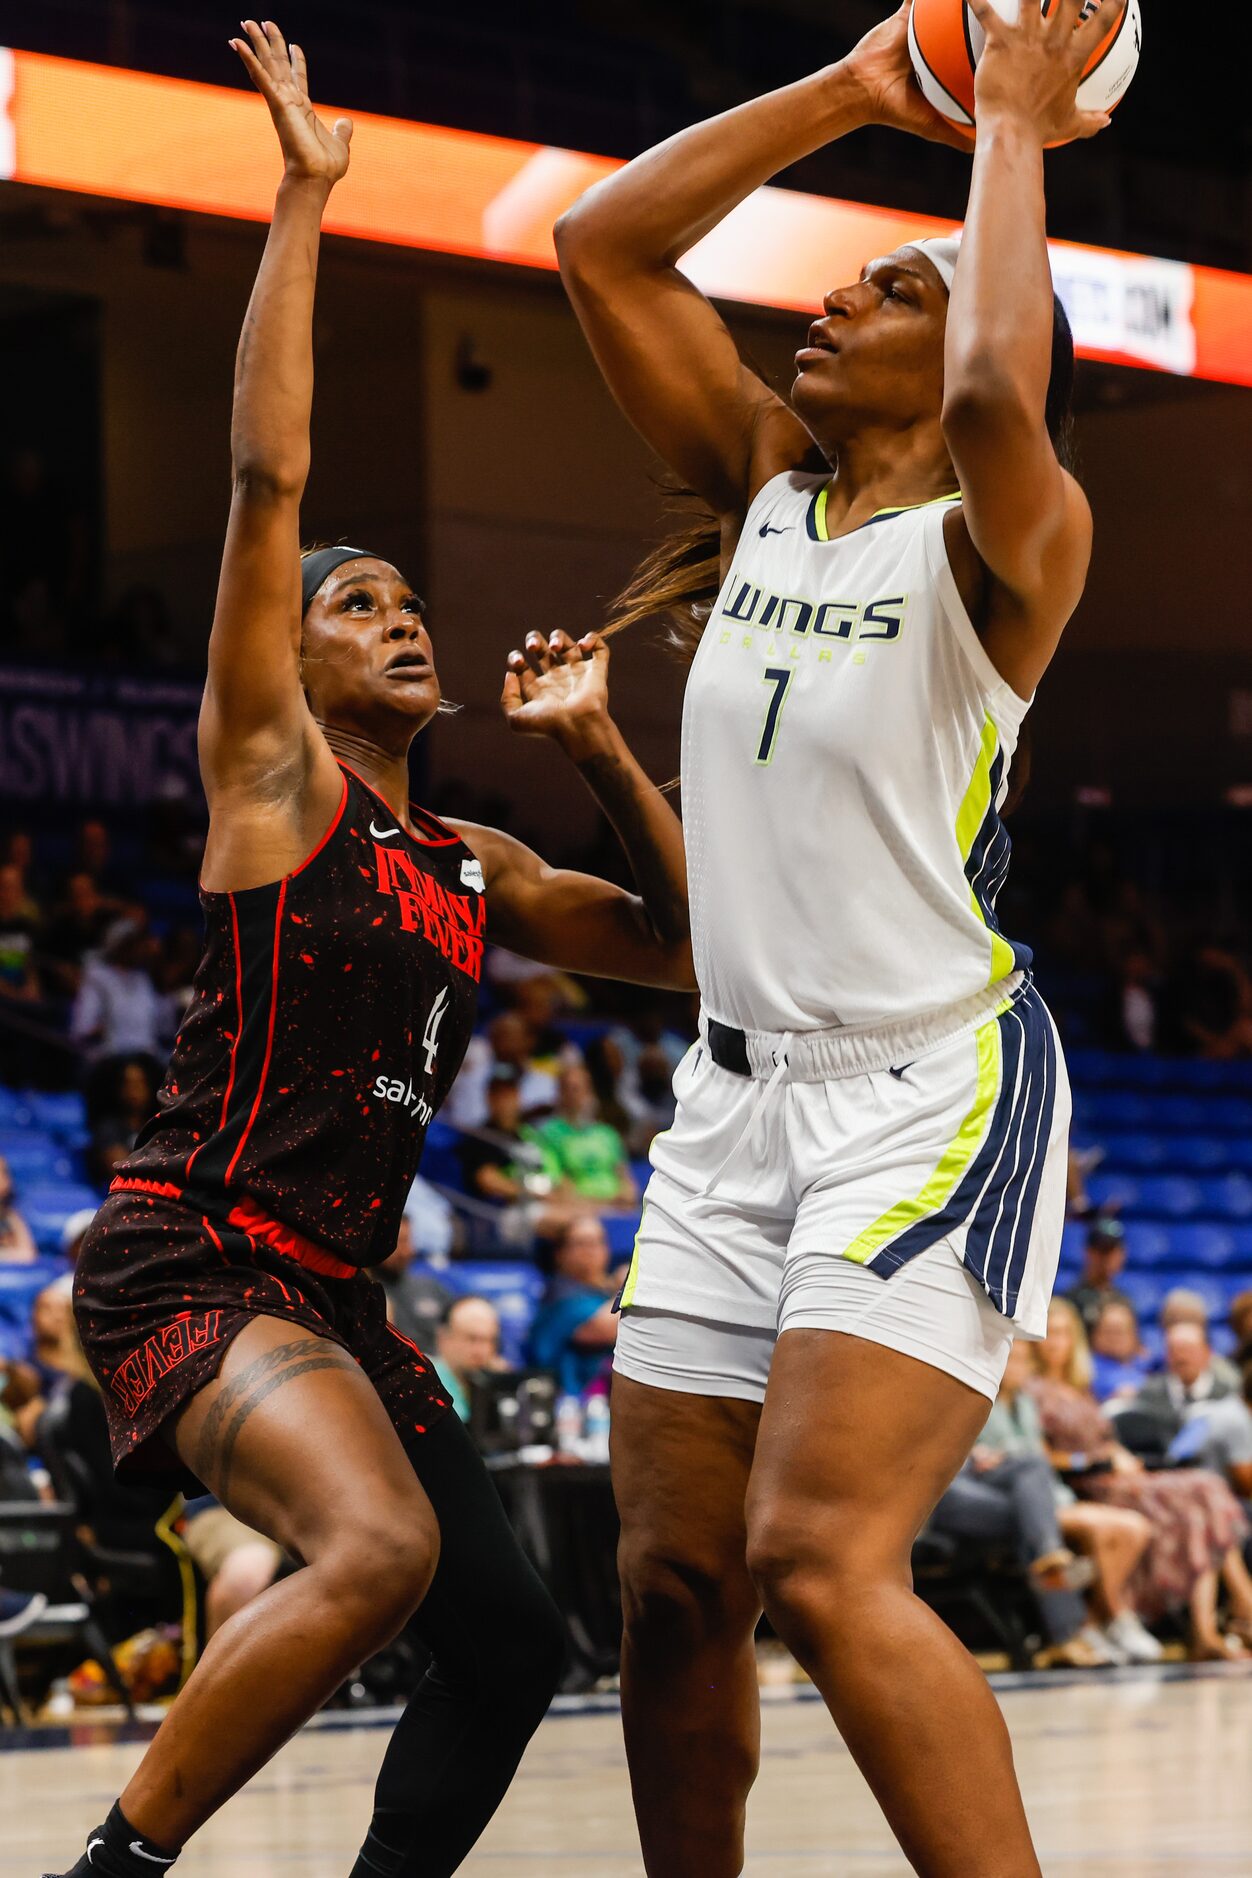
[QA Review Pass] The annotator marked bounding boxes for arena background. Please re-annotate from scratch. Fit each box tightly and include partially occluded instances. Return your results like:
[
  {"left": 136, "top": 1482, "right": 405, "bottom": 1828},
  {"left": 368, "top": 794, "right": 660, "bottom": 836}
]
[{"left": 4, "top": 3, "right": 1252, "bottom": 1870}]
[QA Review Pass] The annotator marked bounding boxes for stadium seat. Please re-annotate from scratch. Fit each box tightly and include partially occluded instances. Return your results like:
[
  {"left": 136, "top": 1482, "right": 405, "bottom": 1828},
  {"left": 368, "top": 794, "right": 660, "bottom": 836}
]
[
  {"left": 0, "top": 1133, "right": 75, "bottom": 1186},
  {"left": 0, "top": 1257, "right": 65, "bottom": 1357},
  {"left": 25, "top": 1090, "right": 89, "bottom": 1144},
  {"left": 1098, "top": 1132, "right": 1170, "bottom": 1172},
  {"left": 602, "top": 1213, "right": 641, "bottom": 1260},
  {"left": 418, "top": 1118, "right": 466, "bottom": 1192},
  {"left": 1084, "top": 1093, "right": 1156, "bottom": 1130},
  {"left": 1165, "top": 1224, "right": 1243, "bottom": 1271},
  {"left": 0, "top": 1090, "right": 33, "bottom": 1129},
  {"left": 1121, "top": 1222, "right": 1176, "bottom": 1269},
  {"left": 1117, "top": 1271, "right": 1167, "bottom": 1320},
  {"left": 18, "top": 1184, "right": 103, "bottom": 1257}
]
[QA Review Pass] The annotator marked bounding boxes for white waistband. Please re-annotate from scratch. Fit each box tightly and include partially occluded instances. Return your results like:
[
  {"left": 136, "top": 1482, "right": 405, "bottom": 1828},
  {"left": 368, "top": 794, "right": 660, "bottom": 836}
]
[{"left": 700, "top": 974, "right": 1028, "bottom": 1084}]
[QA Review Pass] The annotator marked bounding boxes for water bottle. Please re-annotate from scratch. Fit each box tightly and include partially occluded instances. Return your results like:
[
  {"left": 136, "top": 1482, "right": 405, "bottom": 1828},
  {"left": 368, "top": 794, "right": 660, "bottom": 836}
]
[
  {"left": 555, "top": 1394, "right": 583, "bottom": 1457},
  {"left": 582, "top": 1392, "right": 611, "bottom": 1464}
]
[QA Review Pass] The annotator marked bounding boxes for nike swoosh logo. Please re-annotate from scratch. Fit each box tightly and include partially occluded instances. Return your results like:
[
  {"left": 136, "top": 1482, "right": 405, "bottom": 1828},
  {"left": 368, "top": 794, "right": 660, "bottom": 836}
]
[
  {"left": 87, "top": 1841, "right": 104, "bottom": 1867},
  {"left": 369, "top": 821, "right": 401, "bottom": 841},
  {"left": 888, "top": 1063, "right": 915, "bottom": 1080},
  {"left": 130, "top": 1846, "right": 177, "bottom": 1866},
  {"left": 759, "top": 523, "right": 791, "bottom": 537}
]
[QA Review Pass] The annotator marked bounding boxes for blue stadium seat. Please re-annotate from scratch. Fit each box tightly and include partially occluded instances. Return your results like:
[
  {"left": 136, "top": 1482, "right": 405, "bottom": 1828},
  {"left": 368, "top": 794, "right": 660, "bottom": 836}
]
[
  {"left": 418, "top": 1119, "right": 466, "bottom": 1192},
  {"left": 1087, "top": 1173, "right": 1199, "bottom": 1219},
  {"left": 1065, "top": 1051, "right": 1125, "bottom": 1089},
  {"left": 18, "top": 1183, "right": 103, "bottom": 1257},
  {"left": 1167, "top": 1136, "right": 1235, "bottom": 1174},
  {"left": 1121, "top": 1222, "right": 1176, "bottom": 1269},
  {"left": 1086, "top": 1093, "right": 1156, "bottom": 1129},
  {"left": 0, "top": 1257, "right": 66, "bottom": 1356},
  {"left": 1098, "top": 1132, "right": 1169, "bottom": 1172},
  {"left": 0, "top": 1089, "right": 33, "bottom": 1128},
  {"left": 1197, "top": 1176, "right": 1252, "bottom": 1220},
  {"left": 0, "top": 1133, "right": 75, "bottom": 1186},
  {"left": 1165, "top": 1224, "right": 1242, "bottom": 1271},
  {"left": 602, "top": 1213, "right": 641, "bottom": 1259},
  {"left": 26, "top": 1090, "right": 89, "bottom": 1144},
  {"left": 630, "top": 1157, "right": 652, "bottom": 1195},
  {"left": 1117, "top": 1271, "right": 1166, "bottom": 1320}
]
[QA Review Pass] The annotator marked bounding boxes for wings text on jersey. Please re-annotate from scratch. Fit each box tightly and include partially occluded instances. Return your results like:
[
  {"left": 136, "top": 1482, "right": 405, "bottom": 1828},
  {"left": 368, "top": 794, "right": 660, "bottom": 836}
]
[{"left": 721, "top": 580, "right": 908, "bottom": 645}]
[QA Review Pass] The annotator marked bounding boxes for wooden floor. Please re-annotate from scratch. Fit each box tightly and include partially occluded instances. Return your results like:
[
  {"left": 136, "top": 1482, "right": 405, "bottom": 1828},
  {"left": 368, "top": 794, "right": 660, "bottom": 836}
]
[{"left": 7, "top": 1668, "right": 1252, "bottom": 1876}]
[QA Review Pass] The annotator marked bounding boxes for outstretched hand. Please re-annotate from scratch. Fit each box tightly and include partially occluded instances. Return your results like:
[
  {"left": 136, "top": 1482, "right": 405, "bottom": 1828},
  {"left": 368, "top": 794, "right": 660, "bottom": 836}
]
[
  {"left": 845, "top": 4, "right": 975, "bottom": 151},
  {"left": 230, "top": 18, "right": 353, "bottom": 185},
  {"left": 968, "top": 0, "right": 1126, "bottom": 143},
  {"left": 502, "top": 631, "right": 612, "bottom": 749}
]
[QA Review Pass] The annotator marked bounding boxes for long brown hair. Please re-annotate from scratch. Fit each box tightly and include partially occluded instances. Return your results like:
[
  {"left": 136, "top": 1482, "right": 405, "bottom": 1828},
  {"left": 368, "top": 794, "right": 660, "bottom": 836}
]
[
  {"left": 604, "top": 482, "right": 723, "bottom": 664},
  {"left": 604, "top": 294, "right": 1077, "bottom": 669}
]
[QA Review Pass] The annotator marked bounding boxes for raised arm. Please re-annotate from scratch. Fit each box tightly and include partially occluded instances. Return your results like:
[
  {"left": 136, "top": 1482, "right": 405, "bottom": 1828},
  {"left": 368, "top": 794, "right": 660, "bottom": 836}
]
[
  {"left": 449, "top": 632, "right": 694, "bottom": 992},
  {"left": 198, "top": 21, "right": 351, "bottom": 809},
  {"left": 941, "top": 0, "right": 1122, "bottom": 698},
  {"left": 554, "top": 6, "right": 963, "bottom": 519}
]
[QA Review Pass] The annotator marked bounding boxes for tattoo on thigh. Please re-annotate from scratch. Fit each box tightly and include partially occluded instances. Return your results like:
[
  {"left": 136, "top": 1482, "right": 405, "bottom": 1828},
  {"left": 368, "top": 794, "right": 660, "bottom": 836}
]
[{"left": 195, "top": 1338, "right": 354, "bottom": 1498}]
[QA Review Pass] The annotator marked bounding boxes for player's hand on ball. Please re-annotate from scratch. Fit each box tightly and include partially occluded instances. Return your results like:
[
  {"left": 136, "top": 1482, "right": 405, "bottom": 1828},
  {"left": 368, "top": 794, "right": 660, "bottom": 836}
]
[
  {"left": 502, "top": 630, "right": 611, "bottom": 745},
  {"left": 230, "top": 19, "right": 353, "bottom": 185},
  {"left": 845, "top": 4, "right": 976, "bottom": 150},
  {"left": 968, "top": 0, "right": 1126, "bottom": 143}
]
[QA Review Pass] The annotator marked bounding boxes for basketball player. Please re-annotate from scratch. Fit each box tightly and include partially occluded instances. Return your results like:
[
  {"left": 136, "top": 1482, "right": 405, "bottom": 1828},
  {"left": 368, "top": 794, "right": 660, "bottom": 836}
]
[
  {"left": 50, "top": 23, "right": 693, "bottom": 1878},
  {"left": 557, "top": 2, "right": 1120, "bottom": 1872}
]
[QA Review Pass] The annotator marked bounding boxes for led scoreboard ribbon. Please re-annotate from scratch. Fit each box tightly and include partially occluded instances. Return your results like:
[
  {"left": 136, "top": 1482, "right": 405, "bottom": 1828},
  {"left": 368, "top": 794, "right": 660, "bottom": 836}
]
[{"left": 1, "top": 46, "right": 1249, "bottom": 387}]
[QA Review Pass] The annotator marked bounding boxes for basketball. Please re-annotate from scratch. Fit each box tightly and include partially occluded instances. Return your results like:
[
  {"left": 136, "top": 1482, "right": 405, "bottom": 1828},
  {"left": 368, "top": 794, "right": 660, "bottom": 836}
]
[{"left": 908, "top": 0, "right": 1142, "bottom": 138}]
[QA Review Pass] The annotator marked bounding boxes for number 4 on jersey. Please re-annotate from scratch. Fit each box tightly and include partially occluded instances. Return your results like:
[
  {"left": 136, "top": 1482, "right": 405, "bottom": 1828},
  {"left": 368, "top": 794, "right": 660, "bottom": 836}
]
[
  {"left": 755, "top": 666, "right": 793, "bottom": 766},
  {"left": 422, "top": 986, "right": 450, "bottom": 1074}
]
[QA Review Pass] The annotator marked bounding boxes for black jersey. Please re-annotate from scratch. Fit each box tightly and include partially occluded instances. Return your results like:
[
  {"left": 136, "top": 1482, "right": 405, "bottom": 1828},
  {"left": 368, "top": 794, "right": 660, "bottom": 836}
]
[{"left": 116, "top": 765, "right": 485, "bottom": 1269}]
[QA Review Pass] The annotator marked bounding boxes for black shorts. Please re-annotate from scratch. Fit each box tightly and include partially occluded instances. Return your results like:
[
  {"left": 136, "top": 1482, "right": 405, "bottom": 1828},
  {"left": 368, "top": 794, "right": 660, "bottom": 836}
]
[{"left": 74, "top": 1189, "right": 452, "bottom": 1482}]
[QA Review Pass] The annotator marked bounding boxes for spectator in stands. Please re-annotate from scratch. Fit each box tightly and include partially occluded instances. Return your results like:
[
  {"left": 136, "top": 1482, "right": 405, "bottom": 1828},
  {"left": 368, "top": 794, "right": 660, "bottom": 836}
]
[
  {"left": 536, "top": 1062, "right": 638, "bottom": 1211},
  {"left": 69, "top": 915, "right": 167, "bottom": 1096},
  {"left": 527, "top": 1214, "right": 622, "bottom": 1397},
  {"left": 375, "top": 1216, "right": 453, "bottom": 1349},
  {"left": 445, "top": 1011, "right": 560, "bottom": 1129},
  {"left": 1112, "top": 947, "right": 1159, "bottom": 1053},
  {"left": 1231, "top": 1290, "right": 1252, "bottom": 1366},
  {"left": 594, "top": 1031, "right": 678, "bottom": 1156},
  {"left": 1130, "top": 1322, "right": 1237, "bottom": 1446},
  {"left": 1177, "top": 945, "right": 1252, "bottom": 1060},
  {"left": 182, "top": 1496, "right": 283, "bottom": 1640},
  {"left": 0, "top": 1155, "right": 37, "bottom": 1264},
  {"left": 584, "top": 1034, "right": 636, "bottom": 1143},
  {"left": 456, "top": 1065, "right": 568, "bottom": 1244},
  {"left": 1177, "top": 1359, "right": 1252, "bottom": 1504},
  {"left": 59, "top": 1207, "right": 98, "bottom": 1267},
  {"left": 1159, "top": 1290, "right": 1241, "bottom": 1389},
  {"left": 1089, "top": 1298, "right": 1152, "bottom": 1403},
  {"left": 458, "top": 1065, "right": 555, "bottom": 1204},
  {"left": 433, "top": 1295, "right": 506, "bottom": 1422},
  {"left": 1030, "top": 1297, "right": 1252, "bottom": 1660},
  {"left": 76, "top": 819, "right": 121, "bottom": 893},
  {"left": 39, "top": 871, "right": 124, "bottom": 997},
  {"left": 0, "top": 862, "right": 42, "bottom": 1002},
  {"left": 89, "top": 1056, "right": 160, "bottom": 1186},
  {"left": 1064, "top": 1216, "right": 1133, "bottom": 1337}
]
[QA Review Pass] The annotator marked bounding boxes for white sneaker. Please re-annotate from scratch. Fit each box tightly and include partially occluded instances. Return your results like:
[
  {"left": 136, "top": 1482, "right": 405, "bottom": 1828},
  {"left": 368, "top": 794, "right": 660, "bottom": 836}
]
[
  {"left": 1105, "top": 1610, "right": 1165, "bottom": 1664},
  {"left": 1077, "top": 1622, "right": 1123, "bottom": 1666}
]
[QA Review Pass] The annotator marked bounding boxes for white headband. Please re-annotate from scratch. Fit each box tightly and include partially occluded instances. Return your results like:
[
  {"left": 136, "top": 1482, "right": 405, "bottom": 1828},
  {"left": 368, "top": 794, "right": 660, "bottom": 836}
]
[{"left": 907, "top": 234, "right": 963, "bottom": 293}]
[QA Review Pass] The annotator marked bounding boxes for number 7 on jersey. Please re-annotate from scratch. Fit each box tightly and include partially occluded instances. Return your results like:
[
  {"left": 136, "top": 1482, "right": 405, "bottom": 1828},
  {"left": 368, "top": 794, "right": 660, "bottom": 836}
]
[{"left": 756, "top": 666, "right": 793, "bottom": 766}]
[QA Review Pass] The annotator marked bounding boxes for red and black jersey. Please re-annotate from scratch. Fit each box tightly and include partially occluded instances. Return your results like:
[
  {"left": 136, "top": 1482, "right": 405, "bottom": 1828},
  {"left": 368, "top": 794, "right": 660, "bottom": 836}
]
[{"left": 115, "top": 764, "right": 485, "bottom": 1270}]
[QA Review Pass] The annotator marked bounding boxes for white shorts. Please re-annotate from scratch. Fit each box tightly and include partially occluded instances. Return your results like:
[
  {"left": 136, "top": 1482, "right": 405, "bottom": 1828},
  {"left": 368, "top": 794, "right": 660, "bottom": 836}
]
[{"left": 613, "top": 976, "right": 1069, "bottom": 1405}]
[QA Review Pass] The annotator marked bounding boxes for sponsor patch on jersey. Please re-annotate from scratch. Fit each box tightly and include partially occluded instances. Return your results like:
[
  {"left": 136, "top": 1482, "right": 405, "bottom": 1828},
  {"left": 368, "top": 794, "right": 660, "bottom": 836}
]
[{"left": 460, "top": 857, "right": 486, "bottom": 894}]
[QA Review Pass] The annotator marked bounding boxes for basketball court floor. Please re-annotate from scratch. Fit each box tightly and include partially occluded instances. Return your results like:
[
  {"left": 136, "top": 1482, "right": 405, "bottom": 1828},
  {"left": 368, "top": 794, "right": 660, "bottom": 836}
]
[{"left": 7, "top": 1667, "right": 1250, "bottom": 1876}]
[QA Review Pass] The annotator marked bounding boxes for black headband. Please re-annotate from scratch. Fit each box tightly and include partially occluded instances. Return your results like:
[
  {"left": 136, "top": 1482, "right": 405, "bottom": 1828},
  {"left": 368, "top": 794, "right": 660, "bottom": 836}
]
[{"left": 300, "top": 545, "right": 379, "bottom": 616}]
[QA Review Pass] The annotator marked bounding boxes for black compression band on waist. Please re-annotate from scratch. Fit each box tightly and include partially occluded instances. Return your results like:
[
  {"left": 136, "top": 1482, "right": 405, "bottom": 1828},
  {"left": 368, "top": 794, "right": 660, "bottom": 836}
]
[
  {"left": 301, "top": 545, "right": 378, "bottom": 615},
  {"left": 706, "top": 1019, "right": 752, "bottom": 1077}
]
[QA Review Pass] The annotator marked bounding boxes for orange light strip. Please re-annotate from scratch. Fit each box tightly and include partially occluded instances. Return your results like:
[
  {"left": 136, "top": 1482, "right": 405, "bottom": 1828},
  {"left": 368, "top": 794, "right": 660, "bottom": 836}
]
[{"left": 2, "top": 46, "right": 1250, "bottom": 387}]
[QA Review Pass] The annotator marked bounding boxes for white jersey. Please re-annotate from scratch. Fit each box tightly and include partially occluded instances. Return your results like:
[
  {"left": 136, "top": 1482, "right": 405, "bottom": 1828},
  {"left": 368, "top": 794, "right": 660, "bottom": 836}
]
[{"left": 682, "top": 471, "right": 1033, "bottom": 1033}]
